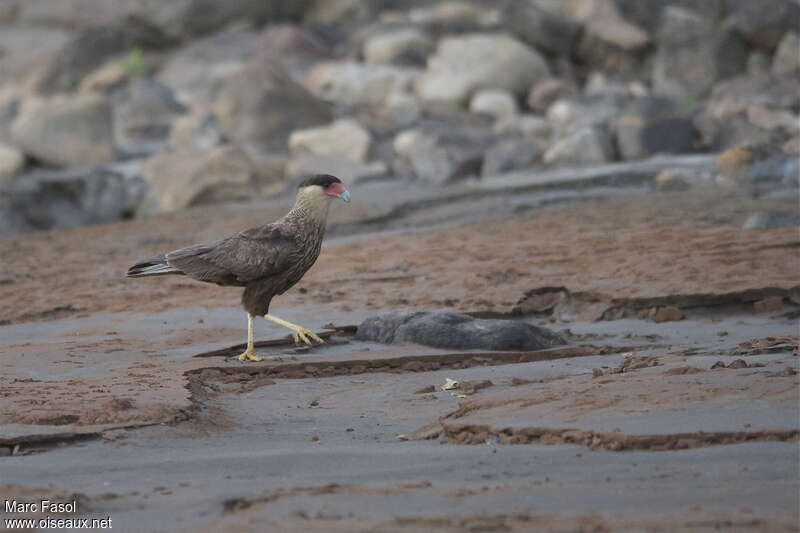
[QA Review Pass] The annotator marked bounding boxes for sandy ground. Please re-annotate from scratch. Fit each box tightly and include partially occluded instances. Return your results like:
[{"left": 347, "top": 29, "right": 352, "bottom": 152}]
[{"left": 1, "top": 184, "right": 798, "bottom": 532}]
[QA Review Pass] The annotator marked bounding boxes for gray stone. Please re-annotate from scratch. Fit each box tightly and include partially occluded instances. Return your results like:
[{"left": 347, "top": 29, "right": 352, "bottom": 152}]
[
  {"left": 772, "top": 31, "right": 800, "bottom": 76},
  {"left": 36, "top": 21, "right": 172, "bottom": 95},
  {"left": 739, "top": 155, "right": 800, "bottom": 195},
  {"left": 743, "top": 210, "right": 800, "bottom": 230},
  {"left": 503, "top": 1, "right": 580, "bottom": 56},
  {"left": 527, "top": 78, "right": 578, "bottom": 113},
  {"left": 363, "top": 27, "right": 434, "bottom": 66},
  {"left": 546, "top": 94, "right": 627, "bottom": 132},
  {"left": 355, "top": 310, "right": 566, "bottom": 351},
  {"left": 614, "top": 97, "right": 695, "bottom": 160},
  {"left": 469, "top": 90, "right": 518, "bottom": 122},
  {"left": 695, "top": 75, "right": 800, "bottom": 150},
  {"left": 0, "top": 160, "right": 146, "bottom": 235},
  {"left": 11, "top": 94, "right": 114, "bottom": 168},
  {"left": 543, "top": 126, "right": 616, "bottom": 166},
  {"left": 407, "top": 2, "right": 501, "bottom": 33},
  {"left": 111, "top": 77, "right": 187, "bottom": 158},
  {"left": 213, "top": 59, "right": 331, "bottom": 154},
  {"left": 393, "top": 128, "right": 488, "bottom": 185},
  {"left": 143, "top": 145, "right": 259, "bottom": 212},
  {"left": 0, "top": 143, "right": 25, "bottom": 182},
  {"left": 0, "top": 25, "right": 70, "bottom": 87},
  {"left": 157, "top": 26, "right": 259, "bottom": 107},
  {"left": 141, "top": 0, "right": 311, "bottom": 39},
  {"left": 571, "top": 0, "right": 649, "bottom": 74},
  {"left": 285, "top": 153, "right": 387, "bottom": 185},
  {"left": 482, "top": 137, "right": 542, "bottom": 177},
  {"left": 652, "top": 7, "right": 748, "bottom": 98},
  {"left": 305, "top": 61, "right": 419, "bottom": 107},
  {"left": 725, "top": 0, "right": 800, "bottom": 51},
  {"left": 288, "top": 119, "right": 371, "bottom": 163},
  {"left": 415, "top": 33, "right": 550, "bottom": 105},
  {"left": 168, "top": 112, "right": 223, "bottom": 152}
]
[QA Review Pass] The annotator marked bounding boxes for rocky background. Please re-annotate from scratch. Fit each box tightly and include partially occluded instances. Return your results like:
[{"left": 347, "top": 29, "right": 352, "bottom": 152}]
[{"left": 0, "top": 0, "right": 798, "bottom": 235}]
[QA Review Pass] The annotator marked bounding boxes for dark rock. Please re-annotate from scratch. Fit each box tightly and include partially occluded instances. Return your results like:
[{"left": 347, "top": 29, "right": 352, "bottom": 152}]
[
  {"left": 414, "top": 385, "right": 435, "bottom": 394},
  {"left": 111, "top": 77, "right": 187, "bottom": 158},
  {"left": 213, "top": 59, "right": 331, "bottom": 154},
  {"left": 727, "top": 359, "right": 749, "bottom": 369},
  {"left": 482, "top": 136, "right": 542, "bottom": 177},
  {"left": 145, "top": 0, "right": 311, "bottom": 39},
  {"left": 527, "top": 78, "right": 578, "bottom": 113},
  {"left": 743, "top": 210, "right": 800, "bottom": 230},
  {"left": 614, "top": 97, "right": 695, "bottom": 160},
  {"left": 37, "top": 20, "right": 172, "bottom": 95},
  {"left": 458, "top": 380, "right": 493, "bottom": 395},
  {"left": 355, "top": 310, "right": 567, "bottom": 351},
  {"left": 725, "top": 0, "right": 800, "bottom": 50},
  {"left": 0, "top": 161, "right": 146, "bottom": 235},
  {"left": 652, "top": 6, "right": 748, "bottom": 98},
  {"left": 504, "top": 2, "right": 580, "bottom": 56}
]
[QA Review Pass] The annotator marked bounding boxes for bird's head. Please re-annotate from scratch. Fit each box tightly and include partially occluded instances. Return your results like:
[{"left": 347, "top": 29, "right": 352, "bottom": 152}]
[{"left": 297, "top": 174, "right": 351, "bottom": 203}]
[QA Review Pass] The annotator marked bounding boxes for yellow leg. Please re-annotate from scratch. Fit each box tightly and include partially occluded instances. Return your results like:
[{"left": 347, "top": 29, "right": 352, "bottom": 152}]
[
  {"left": 264, "top": 314, "right": 325, "bottom": 346},
  {"left": 238, "top": 314, "right": 263, "bottom": 362}
]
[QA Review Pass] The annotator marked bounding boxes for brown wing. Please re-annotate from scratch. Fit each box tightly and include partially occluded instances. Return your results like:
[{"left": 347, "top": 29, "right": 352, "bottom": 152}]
[{"left": 164, "top": 223, "right": 300, "bottom": 286}]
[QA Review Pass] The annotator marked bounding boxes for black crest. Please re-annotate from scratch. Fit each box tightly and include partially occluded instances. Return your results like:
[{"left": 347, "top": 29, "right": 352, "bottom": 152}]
[{"left": 298, "top": 174, "right": 342, "bottom": 189}]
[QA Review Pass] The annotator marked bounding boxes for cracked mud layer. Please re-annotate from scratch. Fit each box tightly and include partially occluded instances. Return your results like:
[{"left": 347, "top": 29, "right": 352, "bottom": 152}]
[{"left": 1, "top": 190, "right": 798, "bottom": 531}]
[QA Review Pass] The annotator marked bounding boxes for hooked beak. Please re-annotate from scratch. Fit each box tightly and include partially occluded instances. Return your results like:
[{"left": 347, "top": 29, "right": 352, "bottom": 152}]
[{"left": 338, "top": 189, "right": 351, "bottom": 203}]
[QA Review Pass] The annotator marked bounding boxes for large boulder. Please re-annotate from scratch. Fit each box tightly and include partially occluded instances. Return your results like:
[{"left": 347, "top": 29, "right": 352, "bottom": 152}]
[
  {"left": 355, "top": 310, "right": 567, "bottom": 351},
  {"left": 157, "top": 26, "right": 259, "bottom": 107},
  {"left": 143, "top": 145, "right": 260, "bottom": 212},
  {"left": 652, "top": 6, "right": 748, "bottom": 98},
  {"left": 614, "top": 97, "right": 695, "bottom": 160},
  {"left": 305, "top": 61, "right": 419, "bottom": 107},
  {"left": 288, "top": 119, "right": 371, "bottom": 163},
  {"left": 11, "top": 94, "right": 114, "bottom": 168},
  {"left": 111, "top": 77, "right": 187, "bottom": 158},
  {"left": 285, "top": 153, "right": 387, "bottom": 186},
  {"left": 36, "top": 21, "right": 172, "bottom": 95},
  {"left": 415, "top": 33, "right": 550, "bottom": 105},
  {"left": 213, "top": 60, "right": 331, "bottom": 154},
  {"left": 0, "top": 161, "right": 146, "bottom": 235}
]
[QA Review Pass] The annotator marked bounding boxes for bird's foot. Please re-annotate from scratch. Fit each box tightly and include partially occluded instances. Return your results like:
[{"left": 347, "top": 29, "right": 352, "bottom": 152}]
[
  {"left": 289, "top": 325, "right": 325, "bottom": 346},
  {"left": 237, "top": 349, "right": 263, "bottom": 362}
]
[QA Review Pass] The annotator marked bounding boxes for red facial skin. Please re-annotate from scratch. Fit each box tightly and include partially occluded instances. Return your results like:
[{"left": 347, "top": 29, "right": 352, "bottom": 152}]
[{"left": 325, "top": 182, "right": 347, "bottom": 198}]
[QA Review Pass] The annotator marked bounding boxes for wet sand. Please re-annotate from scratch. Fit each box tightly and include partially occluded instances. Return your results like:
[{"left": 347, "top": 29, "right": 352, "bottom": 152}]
[{"left": 1, "top": 183, "right": 798, "bottom": 531}]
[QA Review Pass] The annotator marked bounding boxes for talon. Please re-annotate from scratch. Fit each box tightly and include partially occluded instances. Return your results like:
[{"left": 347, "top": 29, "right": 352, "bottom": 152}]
[
  {"left": 238, "top": 350, "right": 263, "bottom": 362},
  {"left": 292, "top": 332, "right": 300, "bottom": 345}
]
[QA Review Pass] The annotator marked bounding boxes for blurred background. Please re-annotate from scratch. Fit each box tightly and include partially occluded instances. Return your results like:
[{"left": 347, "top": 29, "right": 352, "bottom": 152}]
[{"left": 0, "top": 0, "right": 797, "bottom": 235}]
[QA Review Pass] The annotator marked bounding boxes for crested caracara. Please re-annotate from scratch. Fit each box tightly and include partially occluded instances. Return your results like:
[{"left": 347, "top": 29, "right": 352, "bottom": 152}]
[{"left": 127, "top": 174, "right": 350, "bottom": 361}]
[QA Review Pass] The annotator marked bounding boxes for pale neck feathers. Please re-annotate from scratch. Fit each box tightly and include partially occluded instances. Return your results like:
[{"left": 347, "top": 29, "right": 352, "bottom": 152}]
[{"left": 285, "top": 186, "right": 332, "bottom": 224}]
